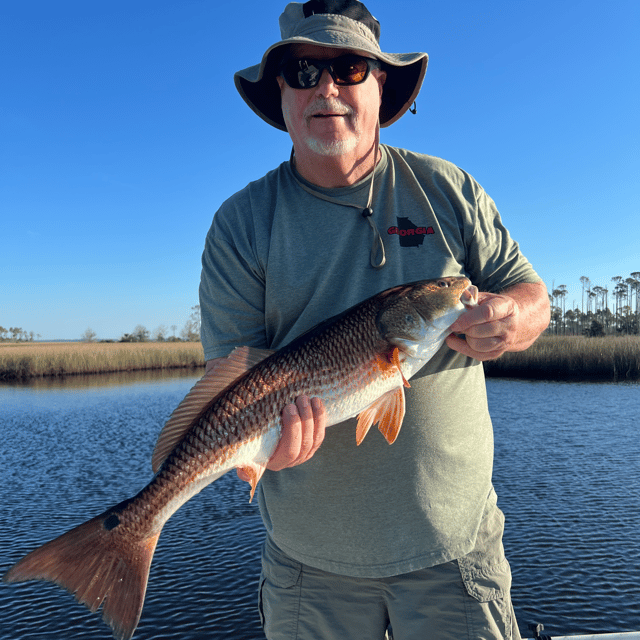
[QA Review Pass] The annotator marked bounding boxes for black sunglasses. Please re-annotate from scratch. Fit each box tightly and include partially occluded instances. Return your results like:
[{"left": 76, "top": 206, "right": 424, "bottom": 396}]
[{"left": 279, "top": 54, "right": 382, "bottom": 90}]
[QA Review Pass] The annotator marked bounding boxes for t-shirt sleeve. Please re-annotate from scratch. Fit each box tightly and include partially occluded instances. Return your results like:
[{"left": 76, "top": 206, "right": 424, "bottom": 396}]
[{"left": 199, "top": 199, "right": 267, "bottom": 361}]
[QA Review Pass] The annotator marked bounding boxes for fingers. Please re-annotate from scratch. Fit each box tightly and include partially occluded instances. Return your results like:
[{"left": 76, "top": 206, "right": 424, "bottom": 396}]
[
  {"left": 449, "top": 292, "right": 515, "bottom": 334},
  {"left": 445, "top": 333, "right": 507, "bottom": 362},
  {"left": 446, "top": 291, "right": 522, "bottom": 361},
  {"left": 267, "top": 396, "right": 327, "bottom": 472}
]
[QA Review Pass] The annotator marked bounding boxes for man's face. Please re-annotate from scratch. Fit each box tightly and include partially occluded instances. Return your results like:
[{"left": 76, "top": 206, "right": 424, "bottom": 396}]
[{"left": 277, "top": 44, "right": 386, "bottom": 161}]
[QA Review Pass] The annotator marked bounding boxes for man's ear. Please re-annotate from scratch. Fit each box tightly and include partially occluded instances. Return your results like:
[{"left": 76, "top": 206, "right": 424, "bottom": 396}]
[{"left": 376, "top": 69, "right": 387, "bottom": 98}]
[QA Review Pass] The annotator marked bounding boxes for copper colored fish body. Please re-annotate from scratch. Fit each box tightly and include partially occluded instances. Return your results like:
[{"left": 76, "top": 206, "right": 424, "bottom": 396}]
[{"left": 3, "top": 276, "right": 477, "bottom": 640}]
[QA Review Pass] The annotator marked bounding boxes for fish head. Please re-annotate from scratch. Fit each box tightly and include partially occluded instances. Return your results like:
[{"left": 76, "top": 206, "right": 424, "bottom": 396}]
[{"left": 376, "top": 277, "right": 478, "bottom": 359}]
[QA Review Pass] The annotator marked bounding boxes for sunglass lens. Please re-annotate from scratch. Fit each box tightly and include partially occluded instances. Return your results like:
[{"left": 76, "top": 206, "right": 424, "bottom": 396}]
[
  {"left": 280, "top": 56, "right": 375, "bottom": 89},
  {"left": 333, "top": 57, "right": 369, "bottom": 85},
  {"left": 281, "top": 60, "right": 317, "bottom": 89}
]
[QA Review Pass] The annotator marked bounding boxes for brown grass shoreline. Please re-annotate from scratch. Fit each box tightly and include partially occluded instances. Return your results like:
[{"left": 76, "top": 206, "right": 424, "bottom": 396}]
[
  {"left": 483, "top": 335, "right": 640, "bottom": 382},
  {"left": 1, "top": 336, "right": 638, "bottom": 383},
  {"left": 0, "top": 342, "right": 205, "bottom": 382}
]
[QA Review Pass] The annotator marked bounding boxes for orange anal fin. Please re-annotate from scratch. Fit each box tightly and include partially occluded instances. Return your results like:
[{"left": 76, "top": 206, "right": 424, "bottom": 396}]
[
  {"left": 391, "top": 347, "right": 411, "bottom": 388},
  {"left": 356, "top": 387, "right": 406, "bottom": 446},
  {"left": 238, "top": 462, "right": 267, "bottom": 502},
  {"left": 3, "top": 501, "right": 161, "bottom": 640}
]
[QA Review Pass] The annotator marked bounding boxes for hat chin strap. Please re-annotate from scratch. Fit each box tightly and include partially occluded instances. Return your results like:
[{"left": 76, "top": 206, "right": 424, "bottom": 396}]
[
  {"left": 289, "top": 120, "right": 386, "bottom": 269},
  {"left": 361, "top": 122, "right": 385, "bottom": 269}
]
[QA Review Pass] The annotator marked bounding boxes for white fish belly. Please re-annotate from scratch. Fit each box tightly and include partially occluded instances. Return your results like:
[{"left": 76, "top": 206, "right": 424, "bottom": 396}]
[
  {"left": 158, "top": 425, "right": 281, "bottom": 523},
  {"left": 319, "top": 368, "right": 406, "bottom": 427}
]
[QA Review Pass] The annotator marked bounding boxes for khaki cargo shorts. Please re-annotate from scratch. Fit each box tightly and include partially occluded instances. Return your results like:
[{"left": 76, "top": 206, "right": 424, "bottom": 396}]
[{"left": 258, "top": 497, "right": 521, "bottom": 640}]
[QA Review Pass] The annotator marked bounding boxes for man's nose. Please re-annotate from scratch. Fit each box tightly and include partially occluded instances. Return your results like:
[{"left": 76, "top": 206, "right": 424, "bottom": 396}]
[{"left": 314, "top": 69, "right": 340, "bottom": 97}]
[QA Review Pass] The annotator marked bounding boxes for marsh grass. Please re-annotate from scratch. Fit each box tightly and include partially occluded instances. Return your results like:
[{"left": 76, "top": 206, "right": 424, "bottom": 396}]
[
  {"left": 0, "top": 342, "right": 205, "bottom": 381},
  {"left": 484, "top": 335, "right": 640, "bottom": 381},
  {"left": 2, "top": 336, "right": 639, "bottom": 382}
]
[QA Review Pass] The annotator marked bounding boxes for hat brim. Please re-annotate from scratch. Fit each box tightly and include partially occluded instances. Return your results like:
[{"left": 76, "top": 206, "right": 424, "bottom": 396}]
[{"left": 235, "top": 39, "right": 428, "bottom": 131}]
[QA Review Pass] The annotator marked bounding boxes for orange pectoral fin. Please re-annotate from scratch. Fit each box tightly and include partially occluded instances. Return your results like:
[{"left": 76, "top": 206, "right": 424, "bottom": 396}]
[
  {"left": 355, "top": 409, "right": 376, "bottom": 446},
  {"left": 356, "top": 387, "right": 406, "bottom": 446}
]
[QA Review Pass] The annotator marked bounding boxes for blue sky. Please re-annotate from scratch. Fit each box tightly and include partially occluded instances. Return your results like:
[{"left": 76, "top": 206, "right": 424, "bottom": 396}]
[{"left": 2, "top": 0, "right": 638, "bottom": 341}]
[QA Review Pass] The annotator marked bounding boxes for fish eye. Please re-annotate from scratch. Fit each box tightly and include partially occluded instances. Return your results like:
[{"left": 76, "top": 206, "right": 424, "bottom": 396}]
[{"left": 437, "top": 280, "right": 449, "bottom": 288}]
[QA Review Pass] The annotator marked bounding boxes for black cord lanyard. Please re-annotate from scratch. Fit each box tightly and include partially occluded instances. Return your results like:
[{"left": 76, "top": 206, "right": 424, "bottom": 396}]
[{"left": 288, "top": 141, "right": 386, "bottom": 269}]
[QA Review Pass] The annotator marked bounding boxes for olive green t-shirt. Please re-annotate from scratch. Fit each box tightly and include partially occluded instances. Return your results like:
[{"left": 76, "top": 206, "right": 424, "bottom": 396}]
[{"left": 199, "top": 144, "right": 540, "bottom": 577}]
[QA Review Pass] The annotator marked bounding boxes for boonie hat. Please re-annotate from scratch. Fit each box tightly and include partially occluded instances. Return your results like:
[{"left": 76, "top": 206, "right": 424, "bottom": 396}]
[{"left": 235, "top": 0, "right": 429, "bottom": 131}]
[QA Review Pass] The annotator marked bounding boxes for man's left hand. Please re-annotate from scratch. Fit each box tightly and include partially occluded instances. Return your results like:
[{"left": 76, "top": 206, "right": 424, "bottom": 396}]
[
  {"left": 446, "top": 281, "right": 550, "bottom": 361},
  {"left": 445, "top": 291, "right": 522, "bottom": 361}
]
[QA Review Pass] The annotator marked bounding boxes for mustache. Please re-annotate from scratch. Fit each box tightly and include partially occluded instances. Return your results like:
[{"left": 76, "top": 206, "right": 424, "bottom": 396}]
[{"left": 304, "top": 98, "right": 354, "bottom": 119}]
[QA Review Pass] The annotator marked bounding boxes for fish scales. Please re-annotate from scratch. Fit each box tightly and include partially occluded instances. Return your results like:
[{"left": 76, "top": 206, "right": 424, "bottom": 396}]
[{"left": 3, "top": 276, "right": 477, "bottom": 640}]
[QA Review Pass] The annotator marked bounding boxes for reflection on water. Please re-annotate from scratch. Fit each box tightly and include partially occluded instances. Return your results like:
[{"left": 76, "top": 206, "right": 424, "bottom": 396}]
[
  {"left": 1, "top": 367, "right": 203, "bottom": 391},
  {"left": 0, "top": 375, "right": 639, "bottom": 639}
]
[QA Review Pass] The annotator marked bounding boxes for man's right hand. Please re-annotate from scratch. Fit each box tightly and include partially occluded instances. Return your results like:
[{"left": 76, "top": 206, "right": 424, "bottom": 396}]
[
  {"left": 237, "top": 395, "right": 327, "bottom": 481},
  {"left": 206, "top": 359, "right": 327, "bottom": 479}
]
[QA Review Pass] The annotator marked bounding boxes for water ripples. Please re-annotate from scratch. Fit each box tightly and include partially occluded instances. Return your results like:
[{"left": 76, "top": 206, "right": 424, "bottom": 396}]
[
  {"left": 1, "top": 376, "right": 638, "bottom": 638},
  {"left": 489, "top": 379, "right": 640, "bottom": 636}
]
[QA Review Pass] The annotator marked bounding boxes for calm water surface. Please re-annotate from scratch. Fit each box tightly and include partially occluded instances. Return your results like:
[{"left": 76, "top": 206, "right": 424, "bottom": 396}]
[{"left": 0, "top": 373, "right": 638, "bottom": 639}]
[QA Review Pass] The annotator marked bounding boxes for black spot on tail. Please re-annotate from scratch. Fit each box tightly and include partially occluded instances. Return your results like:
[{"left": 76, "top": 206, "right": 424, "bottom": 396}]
[{"left": 104, "top": 514, "right": 120, "bottom": 530}]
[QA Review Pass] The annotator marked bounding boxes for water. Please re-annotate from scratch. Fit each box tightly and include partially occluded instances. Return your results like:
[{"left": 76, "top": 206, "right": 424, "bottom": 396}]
[
  {"left": 1, "top": 373, "right": 265, "bottom": 640},
  {"left": 0, "top": 374, "right": 638, "bottom": 639},
  {"left": 488, "top": 379, "right": 640, "bottom": 637}
]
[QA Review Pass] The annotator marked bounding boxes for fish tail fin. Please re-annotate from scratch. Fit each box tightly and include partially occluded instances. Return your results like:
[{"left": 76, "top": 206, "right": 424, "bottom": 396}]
[{"left": 3, "top": 503, "right": 161, "bottom": 640}]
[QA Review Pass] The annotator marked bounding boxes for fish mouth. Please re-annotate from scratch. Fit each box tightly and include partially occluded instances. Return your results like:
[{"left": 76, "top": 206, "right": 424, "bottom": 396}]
[{"left": 460, "top": 284, "right": 479, "bottom": 308}]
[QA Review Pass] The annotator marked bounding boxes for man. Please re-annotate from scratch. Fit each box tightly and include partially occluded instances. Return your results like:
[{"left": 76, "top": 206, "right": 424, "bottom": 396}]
[{"left": 199, "top": 1, "right": 550, "bottom": 639}]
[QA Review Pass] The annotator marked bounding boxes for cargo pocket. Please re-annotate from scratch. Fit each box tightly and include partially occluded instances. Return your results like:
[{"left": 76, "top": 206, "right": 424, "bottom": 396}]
[
  {"left": 458, "top": 555, "right": 512, "bottom": 602},
  {"left": 258, "top": 537, "right": 303, "bottom": 640},
  {"left": 457, "top": 490, "right": 519, "bottom": 639}
]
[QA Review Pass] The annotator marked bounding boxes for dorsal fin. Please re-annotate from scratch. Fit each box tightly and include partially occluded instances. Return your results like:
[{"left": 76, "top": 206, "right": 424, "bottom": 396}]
[{"left": 151, "top": 346, "right": 274, "bottom": 473}]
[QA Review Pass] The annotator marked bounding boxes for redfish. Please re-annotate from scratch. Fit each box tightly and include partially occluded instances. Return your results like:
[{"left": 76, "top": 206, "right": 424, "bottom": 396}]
[{"left": 3, "top": 276, "right": 478, "bottom": 640}]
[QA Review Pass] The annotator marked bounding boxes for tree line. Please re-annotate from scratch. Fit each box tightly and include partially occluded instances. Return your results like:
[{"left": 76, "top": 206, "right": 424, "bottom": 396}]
[
  {"left": 549, "top": 272, "right": 640, "bottom": 336},
  {"left": 86, "top": 306, "right": 202, "bottom": 343},
  {"left": 1, "top": 307, "right": 201, "bottom": 344},
  {"left": 6, "top": 276, "right": 640, "bottom": 345},
  {"left": 0, "top": 327, "right": 40, "bottom": 342}
]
